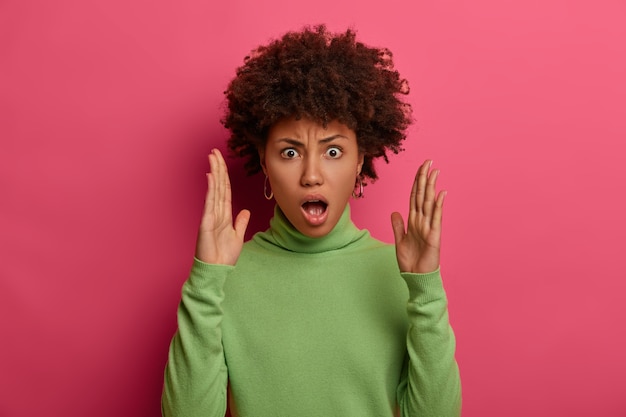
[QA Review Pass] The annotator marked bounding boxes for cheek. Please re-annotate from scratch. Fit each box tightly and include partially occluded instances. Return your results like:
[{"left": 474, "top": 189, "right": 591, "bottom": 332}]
[
  {"left": 329, "top": 164, "right": 358, "bottom": 190},
  {"left": 267, "top": 170, "right": 300, "bottom": 203}
]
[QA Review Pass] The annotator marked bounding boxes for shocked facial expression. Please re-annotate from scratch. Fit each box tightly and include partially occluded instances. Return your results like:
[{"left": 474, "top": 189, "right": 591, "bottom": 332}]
[{"left": 261, "top": 117, "right": 364, "bottom": 238}]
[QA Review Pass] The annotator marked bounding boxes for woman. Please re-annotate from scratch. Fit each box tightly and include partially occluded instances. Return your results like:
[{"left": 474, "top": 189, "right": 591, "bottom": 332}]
[{"left": 162, "top": 25, "right": 461, "bottom": 417}]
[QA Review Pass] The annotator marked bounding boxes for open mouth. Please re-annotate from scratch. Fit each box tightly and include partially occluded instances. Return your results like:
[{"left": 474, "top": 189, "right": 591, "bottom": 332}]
[
  {"left": 300, "top": 198, "right": 329, "bottom": 226},
  {"left": 301, "top": 200, "right": 328, "bottom": 216}
]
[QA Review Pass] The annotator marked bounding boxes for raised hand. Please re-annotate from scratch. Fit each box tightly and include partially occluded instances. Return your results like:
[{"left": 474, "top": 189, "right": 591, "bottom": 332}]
[
  {"left": 391, "top": 160, "right": 446, "bottom": 274},
  {"left": 195, "top": 149, "right": 250, "bottom": 266}
]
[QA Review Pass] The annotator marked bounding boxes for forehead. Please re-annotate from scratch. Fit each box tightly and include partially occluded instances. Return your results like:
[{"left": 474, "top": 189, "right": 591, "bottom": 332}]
[{"left": 268, "top": 117, "right": 356, "bottom": 141}]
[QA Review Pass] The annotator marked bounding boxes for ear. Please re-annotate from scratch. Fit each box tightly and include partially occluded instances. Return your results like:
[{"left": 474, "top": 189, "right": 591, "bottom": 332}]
[
  {"left": 356, "top": 152, "right": 365, "bottom": 176},
  {"left": 258, "top": 146, "right": 267, "bottom": 175}
]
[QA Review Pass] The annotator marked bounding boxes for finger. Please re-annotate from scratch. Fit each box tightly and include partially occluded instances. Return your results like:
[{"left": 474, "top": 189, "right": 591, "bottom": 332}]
[
  {"left": 409, "top": 169, "right": 419, "bottom": 213},
  {"left": 390, "top": 212, "right": 406, "bottom": 246},
  {"left": 213, "top": 149, "right": 231, "bottom": 222},
  {"left": 217, "top": 149, "right": 234, "bottom": 220},
  {"left": 204, "top": 171, "right": 212, "bottom": 210},
  {"left": 422, "top": 168, "right": 439, "bottom": 220},
  {"left": 211, "top": 149, "right": 225, "bottom": 218},
  {"left": 414, "top": 160, "right": 432, "bottom": 216},
  {"left": 208, "top": 152, "right": 219, "bottom": 217},
  {"left": 200, "top": 172, "right": 216, "bottom": 232},
  {"left": 431, "top": 190, "right": 446, "bottom": 231},
  {"left": 234, "top": 209, "right": 251, "bottom": 238}
]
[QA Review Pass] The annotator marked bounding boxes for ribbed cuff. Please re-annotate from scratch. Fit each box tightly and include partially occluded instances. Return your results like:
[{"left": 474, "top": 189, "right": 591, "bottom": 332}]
[
  {"left": 401, "top": 268, "right": 446, "bottom": 304},
  {"left": 186, "top": 257, "right": 234, "bottom": 292}
]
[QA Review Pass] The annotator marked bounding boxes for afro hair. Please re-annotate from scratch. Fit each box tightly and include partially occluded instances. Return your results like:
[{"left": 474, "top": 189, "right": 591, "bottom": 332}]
[{"left": 222, "top": 24, "right": 412, "bottom": 183}]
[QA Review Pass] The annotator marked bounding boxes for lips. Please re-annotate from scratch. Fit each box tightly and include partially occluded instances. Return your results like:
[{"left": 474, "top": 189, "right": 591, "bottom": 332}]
[{"left": 300, "top": 196, "right": 329, "bottom": 226}]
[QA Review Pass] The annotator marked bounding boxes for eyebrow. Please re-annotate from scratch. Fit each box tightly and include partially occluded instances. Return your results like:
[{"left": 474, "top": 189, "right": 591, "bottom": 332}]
[{"left": 275, "top": 135, "right": 349, "bottom": 146}]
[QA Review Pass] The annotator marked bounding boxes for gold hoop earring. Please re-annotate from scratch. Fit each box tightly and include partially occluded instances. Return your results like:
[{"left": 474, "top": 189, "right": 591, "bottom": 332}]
[
  {"left": 352, "top": 176, "right": 364, "bottom": 199},
  {"left": 264, "top": 175, "right": 274, "bottom": 200}
]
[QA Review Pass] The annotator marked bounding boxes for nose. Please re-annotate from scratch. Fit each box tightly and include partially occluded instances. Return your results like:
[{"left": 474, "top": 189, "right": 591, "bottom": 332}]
[{"left": 300, "top": 156, "right": 323, "bottom": 187}]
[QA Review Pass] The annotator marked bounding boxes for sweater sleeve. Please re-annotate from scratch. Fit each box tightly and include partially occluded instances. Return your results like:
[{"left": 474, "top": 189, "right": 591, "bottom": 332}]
[
  {"left": 162, "top": 258, "right": 233, "bottom": 417},
  {"left": 396, "top": 269, "right": 462, "bottom": 417}
]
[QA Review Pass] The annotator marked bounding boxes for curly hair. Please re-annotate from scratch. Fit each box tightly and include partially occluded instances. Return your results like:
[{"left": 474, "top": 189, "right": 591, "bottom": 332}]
[{"left": 222, "top": 24, "right": 412, "bottom": 182}]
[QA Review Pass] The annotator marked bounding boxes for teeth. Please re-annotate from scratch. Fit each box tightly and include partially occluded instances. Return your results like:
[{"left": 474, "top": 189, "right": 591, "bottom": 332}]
[
  {"left": 302, "top": 200, "right": 327, "bottom": 216},
  {"left": 304, "top": 204, "right": 324, "bottom": 215}
]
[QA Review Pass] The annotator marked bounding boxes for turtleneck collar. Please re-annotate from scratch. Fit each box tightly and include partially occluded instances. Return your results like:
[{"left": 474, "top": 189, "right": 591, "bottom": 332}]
[{"left": 253, "top": 204, "right": 369, "bottom": 254}]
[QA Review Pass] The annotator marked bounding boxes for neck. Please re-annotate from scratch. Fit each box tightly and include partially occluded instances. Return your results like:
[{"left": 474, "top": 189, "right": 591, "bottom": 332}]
[{"left": 254, "top": 204, "right": 368, "bottom": 253}]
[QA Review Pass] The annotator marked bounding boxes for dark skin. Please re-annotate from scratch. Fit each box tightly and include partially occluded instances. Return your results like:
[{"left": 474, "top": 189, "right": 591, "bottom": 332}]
[{"left": 195, "top": 123, "right": 446, "bottom": 274}]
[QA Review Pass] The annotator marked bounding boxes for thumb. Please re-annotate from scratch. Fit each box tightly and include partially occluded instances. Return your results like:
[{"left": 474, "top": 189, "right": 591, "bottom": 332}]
[
  {"left": 390, "top": 212, "right": 406, "bottom": 246},
  {"left": 234, "top": 209, "right": 251, "bottom": 238}
]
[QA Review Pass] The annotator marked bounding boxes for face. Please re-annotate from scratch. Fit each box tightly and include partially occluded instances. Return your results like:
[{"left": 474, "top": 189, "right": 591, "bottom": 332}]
[{"left": 260, "top": 117, "right": 364, "bottom": 238}]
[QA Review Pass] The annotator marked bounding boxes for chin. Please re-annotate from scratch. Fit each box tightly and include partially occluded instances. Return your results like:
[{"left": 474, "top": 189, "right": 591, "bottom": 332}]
[{"left": 290, "top": 217, "right": 334, "bottom": 238}]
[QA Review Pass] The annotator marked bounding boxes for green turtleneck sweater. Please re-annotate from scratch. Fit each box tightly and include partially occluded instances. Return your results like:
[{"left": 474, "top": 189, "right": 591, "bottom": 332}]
[{"left": 162, "top": 206, "right": 461, "bottom": 417}]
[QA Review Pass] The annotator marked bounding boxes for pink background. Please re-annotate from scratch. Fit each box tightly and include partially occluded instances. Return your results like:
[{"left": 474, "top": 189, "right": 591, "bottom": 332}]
[{"left": 1, "top": 0, "right": 625, "bottom": 416}]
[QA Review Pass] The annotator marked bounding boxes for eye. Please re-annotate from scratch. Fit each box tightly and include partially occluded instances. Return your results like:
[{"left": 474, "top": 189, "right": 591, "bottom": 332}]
[
  {"left": 325, "top": 146, "right": 343, "bottom": 159},
  {"left": 280, "top": 148, "right": 300, "bottom": 159}
]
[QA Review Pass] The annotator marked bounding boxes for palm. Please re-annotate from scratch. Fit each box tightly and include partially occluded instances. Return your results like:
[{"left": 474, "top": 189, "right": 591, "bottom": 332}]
[
  {"left": 391, "top": 160, "right": 445, "bottom": 274},
  {"left": 195, "top": 149, "right": 250, "bottom": 266}
]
